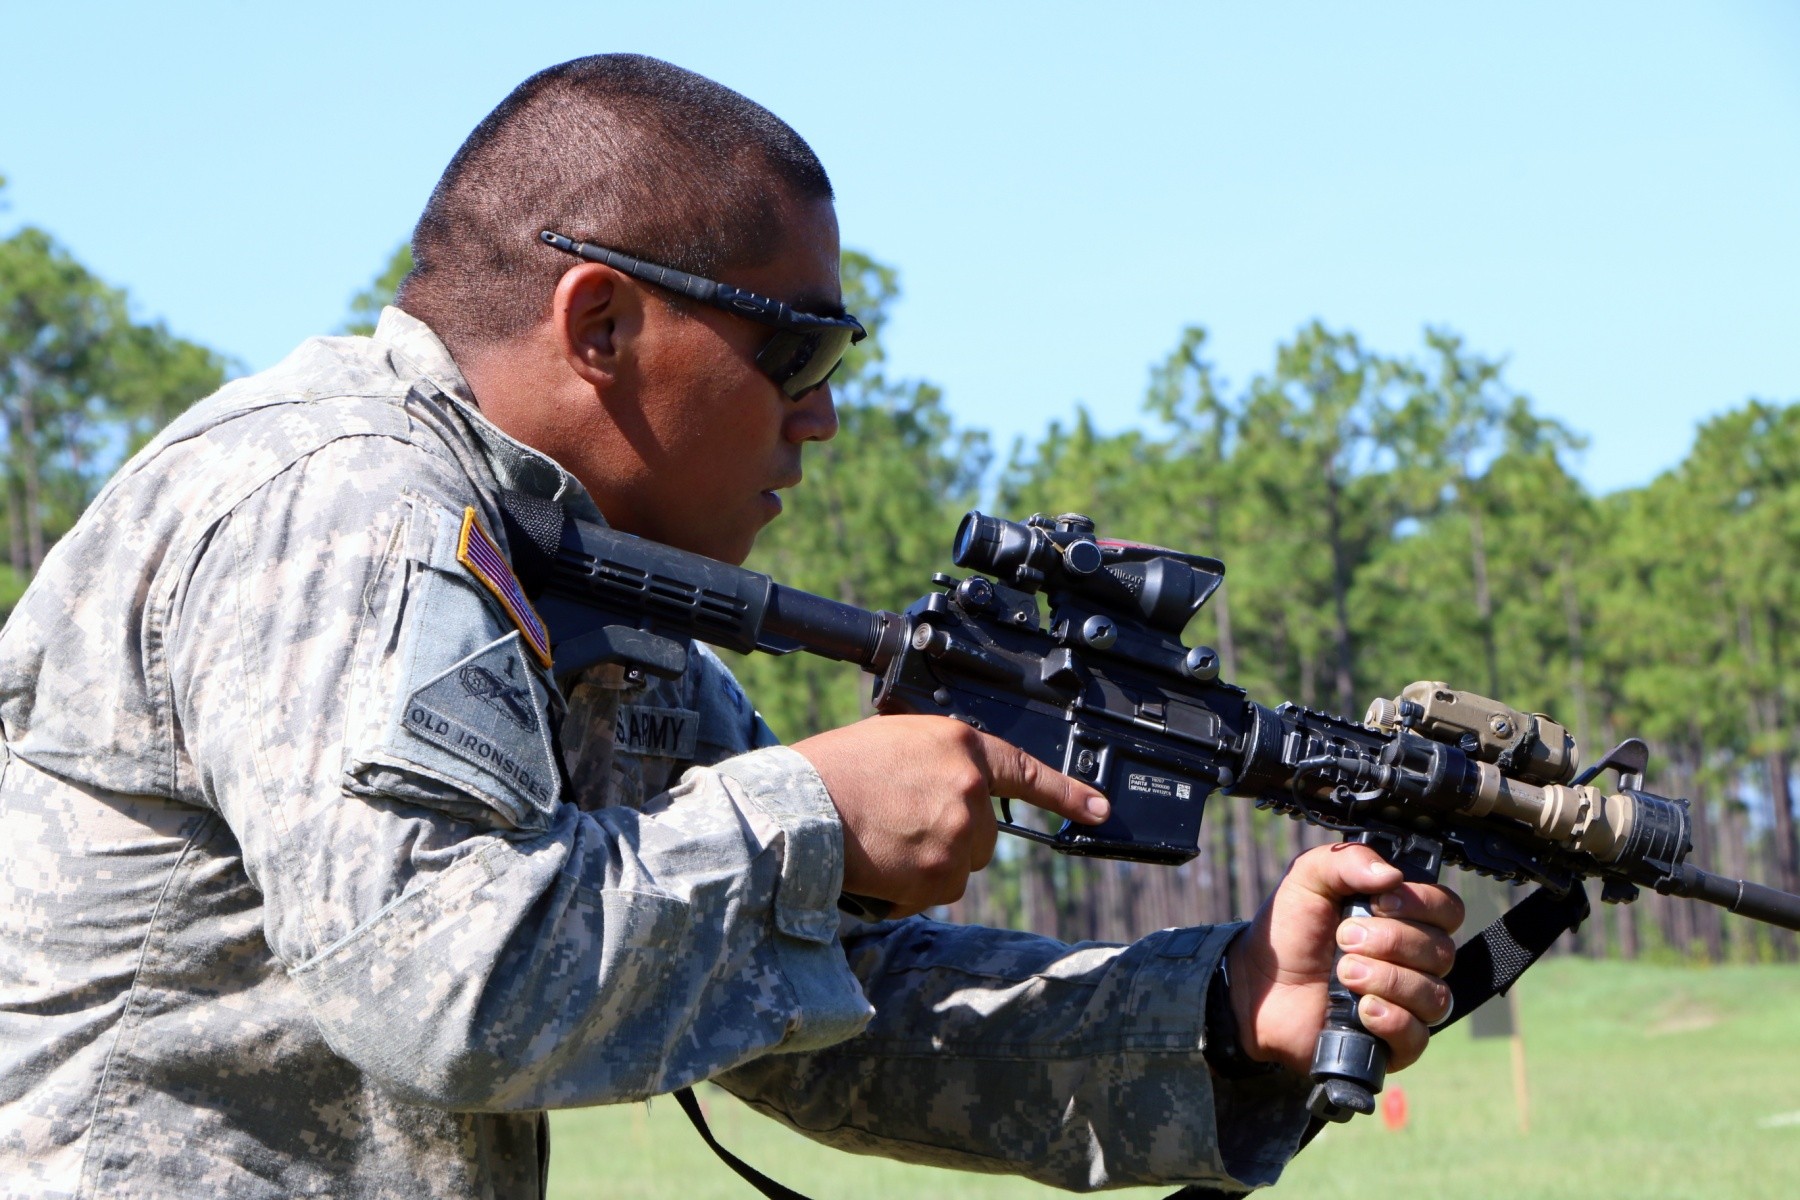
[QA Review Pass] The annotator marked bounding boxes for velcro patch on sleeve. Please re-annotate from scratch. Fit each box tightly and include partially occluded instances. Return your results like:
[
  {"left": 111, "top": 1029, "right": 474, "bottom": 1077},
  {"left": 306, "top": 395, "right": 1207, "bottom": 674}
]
[
  {"left": 401, "top": 633, "right": 559, "bottom": 818},
  {"left": 613, "top": 704, "right": 701, "bottom": 759},
  {"left": 456, "top": 506, "right": 552, "bottom": 668}
]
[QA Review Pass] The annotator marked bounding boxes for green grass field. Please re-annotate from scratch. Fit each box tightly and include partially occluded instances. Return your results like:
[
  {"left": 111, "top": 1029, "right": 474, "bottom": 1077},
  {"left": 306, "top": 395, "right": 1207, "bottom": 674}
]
[{"left": 548, "top": 958, "right": 1800, "bottom": 1200}]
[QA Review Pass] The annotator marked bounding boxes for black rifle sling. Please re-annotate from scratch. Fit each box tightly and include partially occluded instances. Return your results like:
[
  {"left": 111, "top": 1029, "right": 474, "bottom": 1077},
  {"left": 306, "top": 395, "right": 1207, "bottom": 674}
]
[
  {"left": 494, "top": 489, "right": 567, "bottom": 590},
  {"left": 676, "top": 1086, "right": 815, "bottom": 1200},
  {"left": 1437, "top": 882, "right": 1591, "bottom": 1033}
]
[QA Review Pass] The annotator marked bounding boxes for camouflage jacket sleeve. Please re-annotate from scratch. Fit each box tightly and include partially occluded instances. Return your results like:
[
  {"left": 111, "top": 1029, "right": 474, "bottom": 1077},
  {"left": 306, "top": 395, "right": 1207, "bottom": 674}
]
[
  {"left": 713, "top": 916, "right": 1313, "bottom": 1193},
  {"left": 164, "top": 433, "right": 872, "bottom": 1110}
]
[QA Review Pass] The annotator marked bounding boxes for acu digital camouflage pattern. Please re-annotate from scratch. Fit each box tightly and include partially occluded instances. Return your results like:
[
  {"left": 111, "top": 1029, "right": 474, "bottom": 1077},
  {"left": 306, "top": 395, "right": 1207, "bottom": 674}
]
[{"left": 0, "top": 308, "right": 1309, "bottom": 1198}]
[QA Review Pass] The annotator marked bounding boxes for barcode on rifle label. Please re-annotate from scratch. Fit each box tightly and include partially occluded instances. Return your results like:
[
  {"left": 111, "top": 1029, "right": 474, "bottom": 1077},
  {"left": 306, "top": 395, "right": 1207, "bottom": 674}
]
[{"left": 1126, "top": 772, "right": 1194, "bottom": 801}]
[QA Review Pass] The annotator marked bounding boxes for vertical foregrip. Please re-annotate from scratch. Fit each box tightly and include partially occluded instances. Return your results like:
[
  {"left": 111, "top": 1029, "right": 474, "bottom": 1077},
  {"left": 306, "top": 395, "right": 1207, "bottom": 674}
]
[
  {"left": 1307, "top": 891, "right": 1385, "bottom": 1121},
  {"left": 1306, "top": 830, "right": 1443, "bottom": 1123}
]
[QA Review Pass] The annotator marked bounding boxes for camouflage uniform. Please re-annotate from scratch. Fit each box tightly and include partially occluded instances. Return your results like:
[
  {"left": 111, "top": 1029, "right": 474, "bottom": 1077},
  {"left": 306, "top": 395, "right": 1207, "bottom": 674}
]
[{"left": 0, "top": 308, "right": 1309, "bottom": 1198}]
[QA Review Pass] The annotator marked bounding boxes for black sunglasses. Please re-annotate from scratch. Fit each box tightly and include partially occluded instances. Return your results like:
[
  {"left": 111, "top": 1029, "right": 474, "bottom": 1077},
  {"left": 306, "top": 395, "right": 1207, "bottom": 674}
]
[{"left": 538, "top": 230, "right": 866, "bottom": 399}]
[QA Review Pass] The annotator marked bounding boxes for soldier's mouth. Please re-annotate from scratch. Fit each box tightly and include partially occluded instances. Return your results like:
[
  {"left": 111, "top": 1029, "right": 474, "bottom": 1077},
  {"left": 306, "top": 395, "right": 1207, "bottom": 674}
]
[{"left": 762, "top": 475, "right": 802, "bottom": 515}]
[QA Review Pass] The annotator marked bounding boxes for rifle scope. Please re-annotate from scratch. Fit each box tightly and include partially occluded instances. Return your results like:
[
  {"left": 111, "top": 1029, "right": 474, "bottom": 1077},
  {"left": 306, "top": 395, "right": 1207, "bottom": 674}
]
[{"left": 953, "top": 511, "right": 1224, "bottom": 636}]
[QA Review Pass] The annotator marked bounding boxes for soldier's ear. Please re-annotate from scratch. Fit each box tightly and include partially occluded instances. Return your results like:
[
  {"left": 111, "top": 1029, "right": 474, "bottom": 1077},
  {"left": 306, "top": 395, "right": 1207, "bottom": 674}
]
[{"left": 552, "top": 263, "right": 634, "bottom": 390}]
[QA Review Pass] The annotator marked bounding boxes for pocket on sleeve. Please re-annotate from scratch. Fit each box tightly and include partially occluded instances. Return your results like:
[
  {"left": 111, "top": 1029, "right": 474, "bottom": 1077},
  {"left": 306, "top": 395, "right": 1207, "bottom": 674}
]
[{"left": 344, "top": 499, "right": 563, "bottom": 831}]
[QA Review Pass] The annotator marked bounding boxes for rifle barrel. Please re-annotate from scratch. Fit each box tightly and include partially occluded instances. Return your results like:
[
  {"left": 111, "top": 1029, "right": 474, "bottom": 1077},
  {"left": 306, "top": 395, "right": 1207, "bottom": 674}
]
[{"left": 1668, "top": 864, "right": 1800, "bottom": 931}]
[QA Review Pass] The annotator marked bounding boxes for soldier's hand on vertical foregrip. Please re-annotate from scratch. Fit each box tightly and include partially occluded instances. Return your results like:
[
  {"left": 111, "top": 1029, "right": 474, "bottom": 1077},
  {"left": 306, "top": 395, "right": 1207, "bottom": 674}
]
[
  {"left": 793, "top": 715, "right": 1109, "bottom": 917},
  {"left": 1226, "top": 843, "right": 1464, "bottom": 1075}
]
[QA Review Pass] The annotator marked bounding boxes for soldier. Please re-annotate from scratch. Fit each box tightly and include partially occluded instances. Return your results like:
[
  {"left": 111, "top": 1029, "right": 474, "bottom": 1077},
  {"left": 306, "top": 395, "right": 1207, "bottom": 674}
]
[{"left": 0, "top": 55, "right": 1461, "bottom": 1197}]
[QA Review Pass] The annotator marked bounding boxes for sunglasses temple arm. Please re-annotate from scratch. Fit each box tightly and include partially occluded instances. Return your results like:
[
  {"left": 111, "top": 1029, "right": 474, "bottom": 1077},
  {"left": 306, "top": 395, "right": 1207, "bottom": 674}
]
[{"left": 538, "top": 230, "right": 722, "bottom": 307}]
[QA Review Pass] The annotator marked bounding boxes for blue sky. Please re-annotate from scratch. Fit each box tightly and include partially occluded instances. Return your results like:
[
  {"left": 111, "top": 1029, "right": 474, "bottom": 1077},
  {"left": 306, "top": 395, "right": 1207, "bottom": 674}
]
[{"left": 3, "top": 1, "right": 1796, "bottom": 494}]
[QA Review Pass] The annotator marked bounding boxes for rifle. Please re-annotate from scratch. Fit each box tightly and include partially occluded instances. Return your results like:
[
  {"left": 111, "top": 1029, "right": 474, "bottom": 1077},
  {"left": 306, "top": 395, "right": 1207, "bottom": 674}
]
[{"left": 499, "top": 497, "right": 1800, "bottom": 1128}]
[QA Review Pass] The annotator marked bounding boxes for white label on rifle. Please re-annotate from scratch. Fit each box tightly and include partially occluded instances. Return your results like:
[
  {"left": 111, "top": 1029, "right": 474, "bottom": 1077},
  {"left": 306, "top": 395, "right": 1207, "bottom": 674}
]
[{"left": 1126, "top": 772, "right": 1195, "bottom": 801}]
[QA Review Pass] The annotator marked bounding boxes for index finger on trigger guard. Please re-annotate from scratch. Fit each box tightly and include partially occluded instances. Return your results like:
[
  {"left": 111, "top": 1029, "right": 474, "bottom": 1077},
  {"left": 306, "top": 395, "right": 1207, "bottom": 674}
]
[{"left": 974, "top": 733, "right": 1107, "bottom": 823}]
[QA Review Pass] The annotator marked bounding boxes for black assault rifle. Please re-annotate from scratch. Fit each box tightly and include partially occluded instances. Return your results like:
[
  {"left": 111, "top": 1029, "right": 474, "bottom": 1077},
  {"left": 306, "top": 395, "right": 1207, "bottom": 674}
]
[{"left": 496, "top": 497, "right": 1800, "bottom": 1130}]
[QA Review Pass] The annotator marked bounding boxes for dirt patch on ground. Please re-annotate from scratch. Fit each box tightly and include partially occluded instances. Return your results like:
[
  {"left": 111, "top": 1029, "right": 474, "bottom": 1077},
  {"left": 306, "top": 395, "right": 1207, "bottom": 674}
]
[{"left": 1646, "top": 994, "right": 1722, "bottom": 1035}]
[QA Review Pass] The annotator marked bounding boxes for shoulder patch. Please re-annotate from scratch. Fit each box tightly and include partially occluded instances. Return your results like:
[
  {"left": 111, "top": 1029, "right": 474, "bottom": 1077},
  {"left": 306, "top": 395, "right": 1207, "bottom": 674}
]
[
  {"left": 403, "top": 634, "right": 559, "bottom": 815},
  {"left": 456, "top": 506, "right": 552, "bottom": 668}
]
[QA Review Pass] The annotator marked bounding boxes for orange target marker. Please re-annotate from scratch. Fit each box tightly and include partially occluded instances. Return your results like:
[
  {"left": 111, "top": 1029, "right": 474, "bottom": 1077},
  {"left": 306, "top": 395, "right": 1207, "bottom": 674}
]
[{"left": 1381, "top": 1085, "right": 1409, "bottom": 1131}]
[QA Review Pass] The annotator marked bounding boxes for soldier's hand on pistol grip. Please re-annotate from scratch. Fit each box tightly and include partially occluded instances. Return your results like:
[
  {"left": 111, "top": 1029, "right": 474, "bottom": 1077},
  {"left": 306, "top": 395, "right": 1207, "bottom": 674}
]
[{"left": 795, "top": 714, "right": 1110, "bottom": 918}]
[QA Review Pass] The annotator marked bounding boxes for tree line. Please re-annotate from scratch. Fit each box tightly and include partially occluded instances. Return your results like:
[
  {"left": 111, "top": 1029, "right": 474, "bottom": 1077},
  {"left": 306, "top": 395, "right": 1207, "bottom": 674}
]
[{"left": 3, "top": 206, "right": 1793, "bottom": 963}]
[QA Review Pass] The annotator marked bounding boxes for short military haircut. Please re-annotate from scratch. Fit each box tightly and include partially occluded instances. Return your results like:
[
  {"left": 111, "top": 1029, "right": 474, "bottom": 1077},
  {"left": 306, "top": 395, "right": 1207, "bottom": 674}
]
[{"left": 398, "top": 54, "right": 832, "bottom": 354}]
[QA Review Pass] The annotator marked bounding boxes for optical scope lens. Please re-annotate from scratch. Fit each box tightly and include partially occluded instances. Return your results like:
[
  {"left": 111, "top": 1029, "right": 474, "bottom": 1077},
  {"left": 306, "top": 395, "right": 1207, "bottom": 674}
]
[{"left": 953, "top": 511, "right": 1001, "bottom": 571}]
